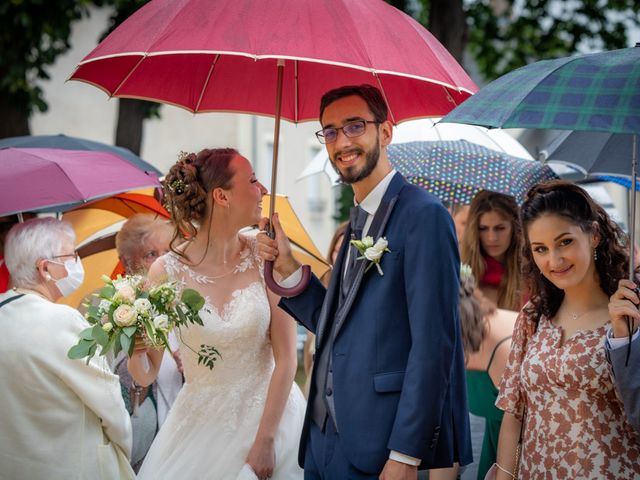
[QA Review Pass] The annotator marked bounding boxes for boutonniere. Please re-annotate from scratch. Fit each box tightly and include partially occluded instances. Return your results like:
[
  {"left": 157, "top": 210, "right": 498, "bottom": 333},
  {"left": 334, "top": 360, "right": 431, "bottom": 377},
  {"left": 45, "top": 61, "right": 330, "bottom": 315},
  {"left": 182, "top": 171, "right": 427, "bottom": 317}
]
[{"left": 350, "top": 236, "right": 391, "bottom": 276}]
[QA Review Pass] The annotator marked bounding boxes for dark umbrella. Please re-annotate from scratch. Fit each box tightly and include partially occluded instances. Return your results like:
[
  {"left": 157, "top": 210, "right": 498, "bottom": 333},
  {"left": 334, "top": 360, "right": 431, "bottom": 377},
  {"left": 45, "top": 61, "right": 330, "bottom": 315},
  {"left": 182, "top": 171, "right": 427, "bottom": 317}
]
[
  {"left": 541, "top": 130, "right": 636, "bottom": 177},
  {"left": 0, "top": 134, "right": 162, "bottom": 176},
  {"left": 388, "top": 140, "right": 557, "bottom": 205}
]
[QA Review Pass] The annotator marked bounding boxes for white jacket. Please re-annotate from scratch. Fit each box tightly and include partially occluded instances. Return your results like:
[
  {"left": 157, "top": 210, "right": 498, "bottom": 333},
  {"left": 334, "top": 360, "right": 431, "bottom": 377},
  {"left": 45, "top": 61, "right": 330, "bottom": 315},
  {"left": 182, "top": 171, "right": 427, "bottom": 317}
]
[{"left": 0, "top": 292, "right": 134, "bottom": 480}]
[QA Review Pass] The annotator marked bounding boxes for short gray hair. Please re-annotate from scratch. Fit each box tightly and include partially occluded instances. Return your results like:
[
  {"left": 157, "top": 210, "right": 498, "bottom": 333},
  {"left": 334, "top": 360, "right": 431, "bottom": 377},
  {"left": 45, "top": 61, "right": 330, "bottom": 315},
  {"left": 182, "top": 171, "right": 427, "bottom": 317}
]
[{"left": 5, "top": 217, "right": 76, "bottom": 288}]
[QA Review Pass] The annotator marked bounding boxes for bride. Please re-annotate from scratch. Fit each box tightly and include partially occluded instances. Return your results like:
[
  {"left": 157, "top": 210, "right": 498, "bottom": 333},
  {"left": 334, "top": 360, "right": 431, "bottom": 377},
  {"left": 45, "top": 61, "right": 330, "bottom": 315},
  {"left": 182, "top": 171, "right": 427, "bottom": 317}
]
[{"left": 129, "top": 148, "right": 305, "bottom": 480}]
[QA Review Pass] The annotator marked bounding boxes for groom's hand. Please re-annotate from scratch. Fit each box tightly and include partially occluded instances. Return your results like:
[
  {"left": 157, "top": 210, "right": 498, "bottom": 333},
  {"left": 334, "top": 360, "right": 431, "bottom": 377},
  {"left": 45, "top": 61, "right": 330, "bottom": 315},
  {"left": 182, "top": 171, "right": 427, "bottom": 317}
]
[
  {"left": 256, "top": 213, "right": 300, "bottom": 278},
  {"left": 379, "top": 459, "right": 418, "bottom": 480}
]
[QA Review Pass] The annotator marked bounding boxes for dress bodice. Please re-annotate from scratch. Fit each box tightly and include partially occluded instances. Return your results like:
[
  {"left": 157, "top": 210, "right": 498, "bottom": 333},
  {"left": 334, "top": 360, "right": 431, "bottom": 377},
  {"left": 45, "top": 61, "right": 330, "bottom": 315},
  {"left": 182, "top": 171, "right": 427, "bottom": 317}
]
[
  {"left": 159, "top": 237, "right": 276, "bottom": 431},
  {"left": 138, "top": 235, "right": 305, "bottom": 480}
]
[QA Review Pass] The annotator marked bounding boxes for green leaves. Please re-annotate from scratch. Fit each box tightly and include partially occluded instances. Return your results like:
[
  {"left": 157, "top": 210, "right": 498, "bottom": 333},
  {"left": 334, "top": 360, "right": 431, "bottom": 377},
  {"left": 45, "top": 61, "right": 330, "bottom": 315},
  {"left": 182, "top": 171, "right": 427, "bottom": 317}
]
[
  {"left": 91, "top": 324, "right": 109, "bottom": 347},
  {"left": 197, "top": 344, "right": 221, "bottom": 370},
  {"left": 182, "top": 288, "right": 205, "bottom": 312},
  {"left": 100, "top": 284, "right": 115, "bottom": 299},
  {"left": 67, "top": 338, "right": 96, "bottom": 360}
]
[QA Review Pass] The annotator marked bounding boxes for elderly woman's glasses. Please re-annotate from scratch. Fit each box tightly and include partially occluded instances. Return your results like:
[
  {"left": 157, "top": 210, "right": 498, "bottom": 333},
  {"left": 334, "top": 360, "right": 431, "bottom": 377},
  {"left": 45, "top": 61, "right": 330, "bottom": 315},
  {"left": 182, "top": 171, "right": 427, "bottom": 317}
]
[
  {"left": 51, "top": 251, "right": 80, "bottom": 263},
  {"left": 315, "top": 120, "right": 380, "bottom": 144}
]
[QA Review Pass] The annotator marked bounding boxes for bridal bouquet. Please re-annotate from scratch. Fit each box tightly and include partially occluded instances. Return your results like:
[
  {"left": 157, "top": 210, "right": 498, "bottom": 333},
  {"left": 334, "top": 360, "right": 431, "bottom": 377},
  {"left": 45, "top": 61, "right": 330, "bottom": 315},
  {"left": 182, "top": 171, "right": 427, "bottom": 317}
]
[{"left": 68, "top": 275, "right": 220, "bottom": 370}]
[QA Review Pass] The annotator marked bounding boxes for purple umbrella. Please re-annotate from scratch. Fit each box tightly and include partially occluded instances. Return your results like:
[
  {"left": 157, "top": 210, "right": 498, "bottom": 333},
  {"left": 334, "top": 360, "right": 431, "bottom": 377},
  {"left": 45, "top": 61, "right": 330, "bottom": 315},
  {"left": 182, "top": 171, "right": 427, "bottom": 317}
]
[{"left": 0, "top": 147, "right": 160, "bottom": 216}]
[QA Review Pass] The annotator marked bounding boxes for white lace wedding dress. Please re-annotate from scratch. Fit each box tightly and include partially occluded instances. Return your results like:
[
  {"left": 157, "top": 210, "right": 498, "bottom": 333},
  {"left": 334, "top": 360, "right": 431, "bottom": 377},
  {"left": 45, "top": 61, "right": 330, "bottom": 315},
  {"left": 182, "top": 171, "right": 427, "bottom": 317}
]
[{"left": 138, "top": 235, "right": 305, "bottom": 480}]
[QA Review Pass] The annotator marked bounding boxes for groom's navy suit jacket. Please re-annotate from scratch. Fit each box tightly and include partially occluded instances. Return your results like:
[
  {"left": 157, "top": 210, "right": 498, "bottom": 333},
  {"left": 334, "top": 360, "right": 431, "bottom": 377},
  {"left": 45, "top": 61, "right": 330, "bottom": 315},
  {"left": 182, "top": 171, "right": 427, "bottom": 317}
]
[{"left": 280, "top": 173, "right": 472, "bottom": 474}]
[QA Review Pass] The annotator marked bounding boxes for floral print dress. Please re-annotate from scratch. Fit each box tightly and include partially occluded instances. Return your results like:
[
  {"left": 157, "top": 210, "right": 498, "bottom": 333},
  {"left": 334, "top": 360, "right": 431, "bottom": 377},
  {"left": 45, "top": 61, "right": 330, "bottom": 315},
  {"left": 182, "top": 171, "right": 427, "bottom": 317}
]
[{"left": 496, "top": 304, "right": 640, "bottom": 479}]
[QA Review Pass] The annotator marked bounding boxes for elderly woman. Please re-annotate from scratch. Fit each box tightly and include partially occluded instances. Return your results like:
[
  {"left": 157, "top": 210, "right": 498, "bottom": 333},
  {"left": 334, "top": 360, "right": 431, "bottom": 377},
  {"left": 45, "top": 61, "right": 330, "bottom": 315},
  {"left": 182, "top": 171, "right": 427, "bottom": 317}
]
[
  {"left": 0, "top": 218, "right": 134, "bottom": 480},
  {"left": 113, "top": 213, "right": 183, "bottom": 471}
]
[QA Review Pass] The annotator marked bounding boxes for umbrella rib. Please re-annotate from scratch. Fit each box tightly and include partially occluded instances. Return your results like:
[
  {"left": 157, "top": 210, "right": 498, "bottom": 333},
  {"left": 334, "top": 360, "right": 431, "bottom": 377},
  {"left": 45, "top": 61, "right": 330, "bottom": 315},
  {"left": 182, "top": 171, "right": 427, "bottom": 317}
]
[
  {"left": 375, "top": 75, "right": 396, "bottom": 125},
  {"left": 195, "top": 54, "right": 219, "bottom": 113},
  {"left": 76, "top": 51, "right": 476, "bottom": 96},
  {"left": 112, "top": 54, "right": 148, "bottom": 97}
]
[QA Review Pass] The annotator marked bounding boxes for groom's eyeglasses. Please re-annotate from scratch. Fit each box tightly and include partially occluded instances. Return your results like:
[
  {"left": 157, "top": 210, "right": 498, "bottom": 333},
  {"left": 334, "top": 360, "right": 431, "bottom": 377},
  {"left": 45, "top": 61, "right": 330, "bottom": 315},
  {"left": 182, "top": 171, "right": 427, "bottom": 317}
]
[{"left": 315, "top": 120, "right": 380, "bottom": 144}]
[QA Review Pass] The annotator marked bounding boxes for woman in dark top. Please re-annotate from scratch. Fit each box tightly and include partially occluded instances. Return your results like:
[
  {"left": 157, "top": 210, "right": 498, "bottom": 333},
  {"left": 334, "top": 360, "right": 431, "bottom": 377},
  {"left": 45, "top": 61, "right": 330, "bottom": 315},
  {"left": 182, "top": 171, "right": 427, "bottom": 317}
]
[{"left": 459, "top": 266, "right": 516, "bottom": 479}]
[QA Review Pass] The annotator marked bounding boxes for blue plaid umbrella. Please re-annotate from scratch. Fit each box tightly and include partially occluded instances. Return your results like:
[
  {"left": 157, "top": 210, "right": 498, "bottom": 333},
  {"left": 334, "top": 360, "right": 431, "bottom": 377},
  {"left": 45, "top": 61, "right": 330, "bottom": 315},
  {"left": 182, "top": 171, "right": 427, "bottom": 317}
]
[
  {"left": 443, "top": 44, "right": 640, "bottom": 280},
  {"left": 388, "top": 140, "right": 557, "bottom": 205}
]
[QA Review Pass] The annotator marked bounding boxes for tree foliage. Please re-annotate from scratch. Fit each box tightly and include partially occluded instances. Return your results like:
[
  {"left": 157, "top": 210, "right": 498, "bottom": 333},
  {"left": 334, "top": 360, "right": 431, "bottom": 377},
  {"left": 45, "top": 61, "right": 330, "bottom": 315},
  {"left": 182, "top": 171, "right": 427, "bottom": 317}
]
[
  {"left": 411, "top": 0, "right": 640, "bottom": 81},
  {"left": 0, "top": 0, "right": 90, "bottom": 114},
  {"left": 0, "top": 0, "right": 90, "bottom": 136},
  {"left": 465, "top": 0, "right": 640, "bottom": 80}
]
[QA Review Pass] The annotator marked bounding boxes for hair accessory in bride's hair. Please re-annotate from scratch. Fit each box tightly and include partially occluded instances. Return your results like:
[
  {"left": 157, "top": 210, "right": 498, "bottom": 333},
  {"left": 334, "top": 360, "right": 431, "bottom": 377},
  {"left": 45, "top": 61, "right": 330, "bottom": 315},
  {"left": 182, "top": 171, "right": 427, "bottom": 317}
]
[{"left": 168, "top": 178, "right": 186, "bottom": 195}]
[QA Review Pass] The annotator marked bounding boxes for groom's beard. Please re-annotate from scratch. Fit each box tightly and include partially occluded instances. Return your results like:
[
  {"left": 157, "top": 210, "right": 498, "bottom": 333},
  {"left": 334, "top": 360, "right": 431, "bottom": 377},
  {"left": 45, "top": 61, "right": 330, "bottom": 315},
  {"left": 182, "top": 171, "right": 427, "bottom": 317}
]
[{"left": 330, "top": 136, "right": 380, "bottom": 185}]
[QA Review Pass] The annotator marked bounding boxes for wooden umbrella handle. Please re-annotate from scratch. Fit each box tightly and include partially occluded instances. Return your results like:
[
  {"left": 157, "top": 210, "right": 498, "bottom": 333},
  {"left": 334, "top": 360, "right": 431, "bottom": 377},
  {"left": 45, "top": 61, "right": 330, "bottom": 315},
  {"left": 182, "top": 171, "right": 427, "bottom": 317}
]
[{"left": 264, "top": 261, "right": 311, "bottom": 297}]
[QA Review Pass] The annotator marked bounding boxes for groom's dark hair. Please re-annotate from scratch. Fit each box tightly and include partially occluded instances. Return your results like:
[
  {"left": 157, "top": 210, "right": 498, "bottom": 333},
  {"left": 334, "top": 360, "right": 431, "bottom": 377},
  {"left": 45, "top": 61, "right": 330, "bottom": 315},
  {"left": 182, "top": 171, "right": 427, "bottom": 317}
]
[{"left": 319, "top": 84, "right": 388, "bottom": 124}]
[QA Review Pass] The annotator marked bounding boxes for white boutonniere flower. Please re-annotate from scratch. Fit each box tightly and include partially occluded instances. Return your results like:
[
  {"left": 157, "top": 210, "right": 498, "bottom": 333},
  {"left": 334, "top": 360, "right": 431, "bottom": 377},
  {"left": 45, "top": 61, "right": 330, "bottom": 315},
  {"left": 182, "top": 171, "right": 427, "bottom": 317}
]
[{"left": 350, "top": 236, "right": 391, "bottom": 276}]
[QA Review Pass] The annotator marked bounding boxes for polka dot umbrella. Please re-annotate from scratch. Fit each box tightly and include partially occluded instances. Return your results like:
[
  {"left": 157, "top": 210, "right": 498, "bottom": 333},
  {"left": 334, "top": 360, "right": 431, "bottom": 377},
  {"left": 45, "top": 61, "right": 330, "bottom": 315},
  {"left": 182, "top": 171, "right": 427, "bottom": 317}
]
[{"left": 388, "top": 140, "right": 557, "bottom": 205}]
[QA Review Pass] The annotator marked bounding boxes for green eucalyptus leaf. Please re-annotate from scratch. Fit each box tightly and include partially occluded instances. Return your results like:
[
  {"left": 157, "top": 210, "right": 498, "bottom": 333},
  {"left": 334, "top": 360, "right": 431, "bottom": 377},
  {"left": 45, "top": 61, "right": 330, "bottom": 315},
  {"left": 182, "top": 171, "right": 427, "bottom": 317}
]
[
  {"left": 99, "top": 284, "right": 115, "bottom": 299},
  {"left": 122, "top": 326, "right": 137, "bottom": 338},
  {"left": 67, "top": 339, "right": 95, "bottom": 359},
  {"left": 120, "top": 333, "right": 132, "bottom": 356},
  {"left": 91, "top": 324, "right": 109, "bottom": 347},
  {"left": 78, "top": 327, "right": 94, "bottom": 341}
]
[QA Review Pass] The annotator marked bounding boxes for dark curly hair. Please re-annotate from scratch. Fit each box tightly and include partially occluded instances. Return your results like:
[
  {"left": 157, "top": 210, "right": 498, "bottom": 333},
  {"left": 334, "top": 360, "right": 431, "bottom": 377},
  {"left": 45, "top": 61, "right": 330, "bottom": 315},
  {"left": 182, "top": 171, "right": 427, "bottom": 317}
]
[
  {"left": 521, "top": 180, "right": 628, "bottom": 320},
  {"left": 163, "top": 148, "right": 238, "bottom": 259}
]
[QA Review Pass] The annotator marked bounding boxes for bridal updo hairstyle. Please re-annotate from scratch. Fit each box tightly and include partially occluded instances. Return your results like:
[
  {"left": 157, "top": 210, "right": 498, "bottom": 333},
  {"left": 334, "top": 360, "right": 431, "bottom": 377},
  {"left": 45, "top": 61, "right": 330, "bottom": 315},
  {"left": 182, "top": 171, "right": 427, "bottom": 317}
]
[
  {"left": 520, "top": 180, "right": 628, "bottom": 321},
  {"left": 163, "top": 148, "right": 238, "bottom": 256}
]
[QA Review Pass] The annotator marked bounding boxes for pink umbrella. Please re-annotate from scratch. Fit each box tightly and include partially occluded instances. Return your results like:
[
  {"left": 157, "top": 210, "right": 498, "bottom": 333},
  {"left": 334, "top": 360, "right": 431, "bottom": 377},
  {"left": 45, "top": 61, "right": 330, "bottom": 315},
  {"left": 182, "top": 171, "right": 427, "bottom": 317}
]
[
  {"left": 0, "top": 148, "right": 160, "bottom": 216},
  {"left": 69, "top": 0, "right": 477, "bottom": 295}
]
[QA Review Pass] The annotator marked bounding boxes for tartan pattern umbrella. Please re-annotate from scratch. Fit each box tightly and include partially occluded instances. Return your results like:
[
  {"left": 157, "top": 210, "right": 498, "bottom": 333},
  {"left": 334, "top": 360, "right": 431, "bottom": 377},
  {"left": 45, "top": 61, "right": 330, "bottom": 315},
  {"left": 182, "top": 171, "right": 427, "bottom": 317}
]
[
  {"left": 388, "top": 140, "right": 557, "bottom": 205},
  {"left": 444, "top": 46, "right": 640, "bottom": 134}
]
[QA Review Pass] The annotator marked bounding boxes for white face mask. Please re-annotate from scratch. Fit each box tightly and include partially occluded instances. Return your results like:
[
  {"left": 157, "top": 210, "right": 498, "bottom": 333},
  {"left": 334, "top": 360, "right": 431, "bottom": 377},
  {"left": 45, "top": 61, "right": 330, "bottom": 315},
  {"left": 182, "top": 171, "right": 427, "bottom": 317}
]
[{"left": 49, "top": 258, "right": 85, "bottom": 297}]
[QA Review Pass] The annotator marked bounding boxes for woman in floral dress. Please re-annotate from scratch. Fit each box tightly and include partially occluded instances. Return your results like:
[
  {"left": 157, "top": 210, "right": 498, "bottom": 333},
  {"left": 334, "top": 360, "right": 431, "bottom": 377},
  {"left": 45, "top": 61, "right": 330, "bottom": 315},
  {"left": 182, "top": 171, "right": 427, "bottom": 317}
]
[{"left": 494, "top": 181, "right": 640, "bottom": 479}]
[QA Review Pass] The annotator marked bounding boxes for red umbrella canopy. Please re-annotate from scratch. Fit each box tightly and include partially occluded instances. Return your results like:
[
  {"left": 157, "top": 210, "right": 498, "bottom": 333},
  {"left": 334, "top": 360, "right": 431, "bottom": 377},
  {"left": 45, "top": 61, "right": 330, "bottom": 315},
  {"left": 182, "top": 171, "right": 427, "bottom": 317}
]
[{"left": 69, "top": 0, "right": 477, "bottom": 123}]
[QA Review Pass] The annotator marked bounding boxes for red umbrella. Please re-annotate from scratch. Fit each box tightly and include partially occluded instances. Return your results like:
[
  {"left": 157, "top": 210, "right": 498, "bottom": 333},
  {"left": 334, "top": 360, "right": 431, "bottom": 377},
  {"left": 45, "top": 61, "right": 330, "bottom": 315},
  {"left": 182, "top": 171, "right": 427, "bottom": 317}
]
[{"left": 69, "top": 0, "right": 477, "bottom": 294}]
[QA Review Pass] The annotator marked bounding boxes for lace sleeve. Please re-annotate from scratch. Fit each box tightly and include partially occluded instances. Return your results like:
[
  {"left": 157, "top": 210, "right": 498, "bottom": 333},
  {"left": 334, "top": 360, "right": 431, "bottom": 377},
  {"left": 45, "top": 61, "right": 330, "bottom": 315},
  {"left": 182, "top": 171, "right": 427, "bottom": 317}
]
[{"left": 495, "top": 303, "right": 538, "bottom": 420}]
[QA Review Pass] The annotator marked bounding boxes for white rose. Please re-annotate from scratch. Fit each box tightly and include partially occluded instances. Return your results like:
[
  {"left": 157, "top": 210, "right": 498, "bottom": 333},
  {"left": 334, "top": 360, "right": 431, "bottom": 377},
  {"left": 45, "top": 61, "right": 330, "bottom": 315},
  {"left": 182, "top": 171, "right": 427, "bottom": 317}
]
[
  {"left": 361, "top": 236, "right": 374, "bottom": 248},
  {"left": 134, "top": 298, "right": 152, "bottom": 313},
  {"left": 153, "top": 314, "right": 169, "bottom": 330},
  {"left": 364, "top": 246, "right": 384, "bottom": 262},
  {"left": 102, "top": 322, "right": 113, "bottom": 333},
  {"left": 364, "top": 237, "right": 388, "bottom": 262},
  {"left": 112, "top": 304, "right": 137, "bottom": 327},
  {"left": 114, "top": 283, "right": 136, "bottom": 303}
]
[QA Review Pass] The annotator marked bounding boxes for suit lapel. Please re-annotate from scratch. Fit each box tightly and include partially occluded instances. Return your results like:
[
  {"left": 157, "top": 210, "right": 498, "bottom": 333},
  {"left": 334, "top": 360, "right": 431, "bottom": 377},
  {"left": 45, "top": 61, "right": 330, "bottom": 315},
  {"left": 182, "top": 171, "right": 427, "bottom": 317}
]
[
  {"left": 315, "top": 224, "right": 351, "bottom": 347},
  {"left": 333, "top": 173, "right": 406, "bottom": 336}
]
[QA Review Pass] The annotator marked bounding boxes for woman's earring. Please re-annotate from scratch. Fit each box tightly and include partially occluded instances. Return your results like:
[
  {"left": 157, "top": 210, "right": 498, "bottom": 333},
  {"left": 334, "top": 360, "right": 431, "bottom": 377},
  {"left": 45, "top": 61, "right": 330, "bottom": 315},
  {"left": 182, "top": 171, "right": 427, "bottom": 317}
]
[
  {"left": 44, "top": 273, "right": 52, "bottom": 281},
  {"left": 593, "top": 249, "right": 598, "bottom": 261}
]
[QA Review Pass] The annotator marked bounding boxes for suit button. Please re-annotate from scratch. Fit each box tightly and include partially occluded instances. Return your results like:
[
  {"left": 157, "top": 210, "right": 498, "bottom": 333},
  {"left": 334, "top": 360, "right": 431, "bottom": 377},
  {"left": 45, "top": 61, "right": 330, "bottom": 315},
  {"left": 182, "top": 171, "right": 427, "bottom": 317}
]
[{"left": 326, "top": 387, "right": 333, "bottom": 396}]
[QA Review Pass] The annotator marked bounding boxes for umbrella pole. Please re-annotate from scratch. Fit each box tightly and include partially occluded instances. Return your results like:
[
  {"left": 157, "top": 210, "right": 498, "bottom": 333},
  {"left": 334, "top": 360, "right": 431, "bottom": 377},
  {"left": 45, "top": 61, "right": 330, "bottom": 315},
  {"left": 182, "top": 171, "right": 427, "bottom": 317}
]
[
  {"left": 263, "top": 59, "right": 311, "bottom": 296},
  {"left": 630, "top": 134, "right": 637, "bottom": 281},
  {"left": 267, "top": 60, "right": 284, "bottom": 231}
]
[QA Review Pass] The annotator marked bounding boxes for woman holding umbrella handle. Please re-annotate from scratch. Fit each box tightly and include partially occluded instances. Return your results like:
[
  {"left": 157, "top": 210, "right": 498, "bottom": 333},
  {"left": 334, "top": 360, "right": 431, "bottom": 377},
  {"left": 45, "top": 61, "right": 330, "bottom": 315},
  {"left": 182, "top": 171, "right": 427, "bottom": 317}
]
[{"left": 493, "top": 181, "right": 640, "bottom": 479}]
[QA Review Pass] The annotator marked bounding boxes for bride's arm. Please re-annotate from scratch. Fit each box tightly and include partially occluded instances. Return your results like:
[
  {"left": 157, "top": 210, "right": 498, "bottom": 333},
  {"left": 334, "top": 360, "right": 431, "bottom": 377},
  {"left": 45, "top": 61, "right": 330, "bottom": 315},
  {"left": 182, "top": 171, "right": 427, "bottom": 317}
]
[
  {"left": 127, "top": 259, "right": 167, "bottom": 386},
  {"left": 246, "top": 289, "right": 298, "bottom": 479}
]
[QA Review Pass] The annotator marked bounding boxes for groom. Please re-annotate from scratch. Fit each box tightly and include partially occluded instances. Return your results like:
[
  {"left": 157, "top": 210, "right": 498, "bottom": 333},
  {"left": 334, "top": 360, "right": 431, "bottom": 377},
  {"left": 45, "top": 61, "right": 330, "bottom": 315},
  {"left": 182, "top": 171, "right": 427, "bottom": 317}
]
[{"left": 258, "top": 84, "right": 471, "bottom": 479}]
